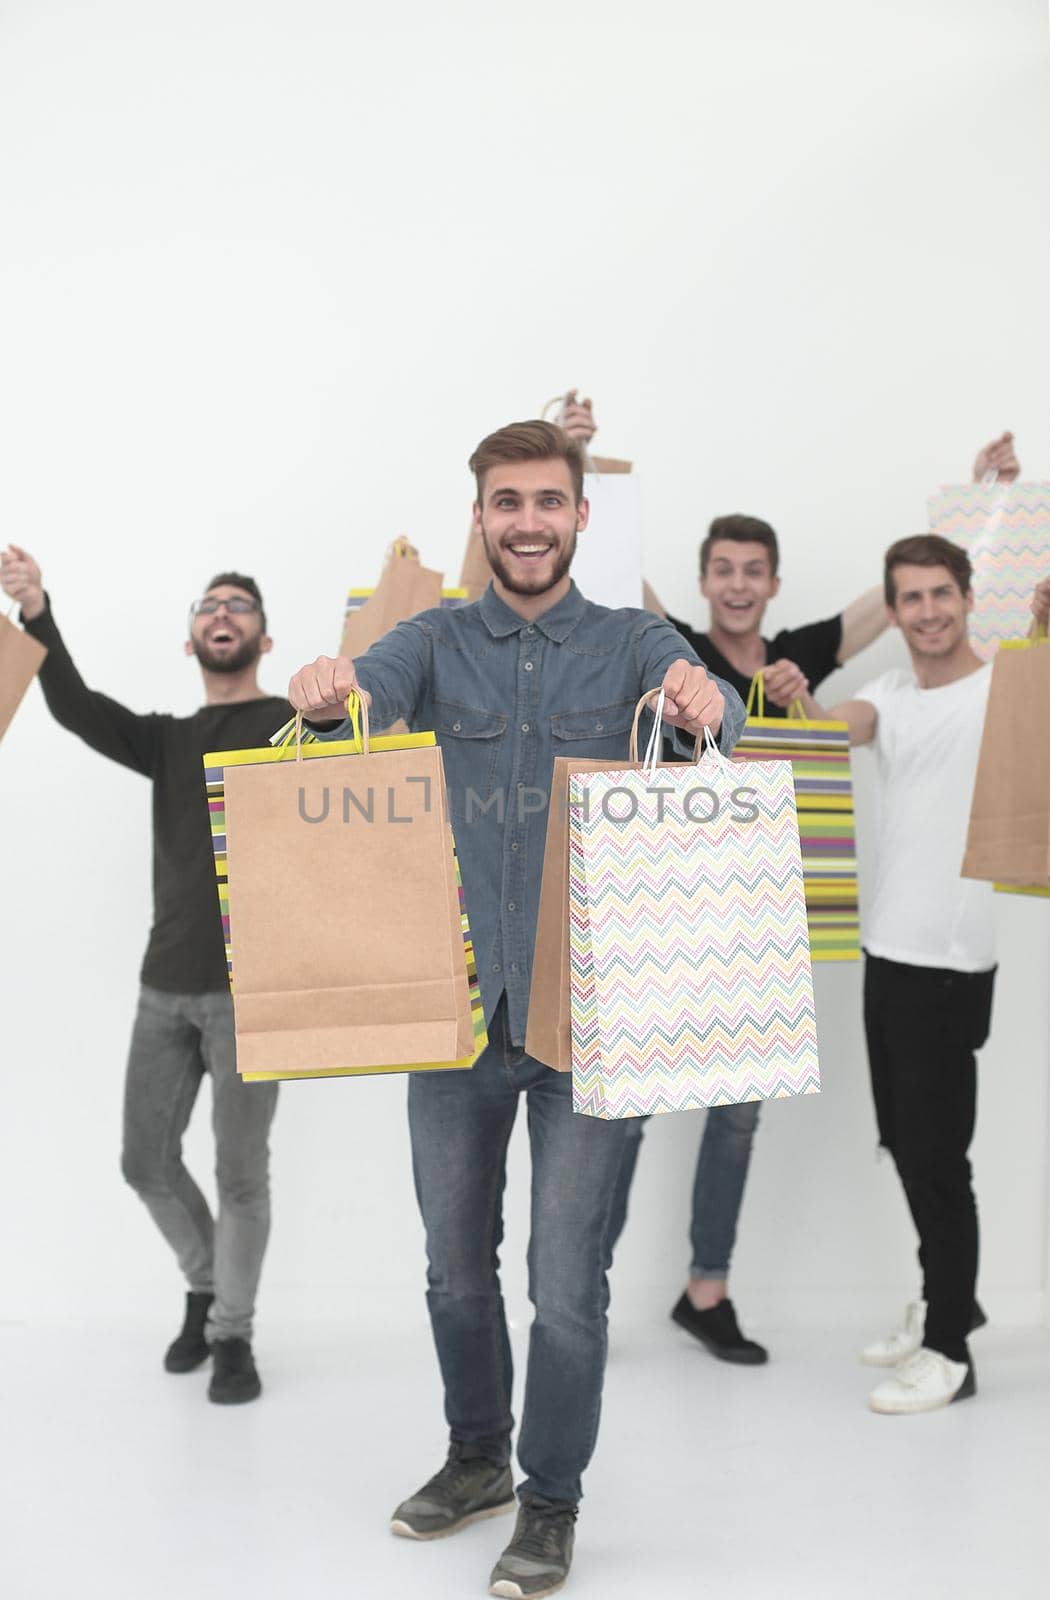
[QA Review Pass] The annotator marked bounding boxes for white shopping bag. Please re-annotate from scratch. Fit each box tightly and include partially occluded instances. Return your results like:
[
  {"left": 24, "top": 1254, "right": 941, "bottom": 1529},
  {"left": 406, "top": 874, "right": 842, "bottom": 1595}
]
[{"left": 571, "top": 471, "right": 643, "bottom": 610}]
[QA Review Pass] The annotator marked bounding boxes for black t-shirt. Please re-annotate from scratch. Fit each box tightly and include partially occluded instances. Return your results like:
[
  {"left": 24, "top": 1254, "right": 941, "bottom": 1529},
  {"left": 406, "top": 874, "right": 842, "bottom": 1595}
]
[
  {"left": 665, "top": 611, "right": 843, "bottom": 719},
  {"left": 25, "top": 603, "right": 291, "bottom": 993}
]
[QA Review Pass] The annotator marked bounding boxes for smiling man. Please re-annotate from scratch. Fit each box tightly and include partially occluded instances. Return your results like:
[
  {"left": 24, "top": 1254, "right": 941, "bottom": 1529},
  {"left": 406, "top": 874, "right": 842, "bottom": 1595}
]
[
  {"left": 0, "top": 546, "right": 289, "bottom": 1404},
  {"left": 804, "top": 534, "right": 1002, "bottom": 1415},
  {"left": 287, "top": 420, "right": 746, "bottom": 1600}
]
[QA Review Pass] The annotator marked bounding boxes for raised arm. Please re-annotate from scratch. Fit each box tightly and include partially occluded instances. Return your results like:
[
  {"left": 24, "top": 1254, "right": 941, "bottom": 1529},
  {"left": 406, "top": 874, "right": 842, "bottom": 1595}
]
[
  {"left": 0, "top": 544, "right": 159, "bottom": 775},
  {"left": 972, "top": 431, "right": 1020, "bottom": 483},
  {"left": 839, "top": 586, "right": 888, "bottom": 663}
]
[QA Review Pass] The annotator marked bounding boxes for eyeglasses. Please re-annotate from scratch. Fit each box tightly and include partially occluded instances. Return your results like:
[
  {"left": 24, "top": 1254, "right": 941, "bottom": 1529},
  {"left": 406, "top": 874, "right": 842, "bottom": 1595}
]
[{"left": 189, "top": 596, "right": 260, "bottom": 618}]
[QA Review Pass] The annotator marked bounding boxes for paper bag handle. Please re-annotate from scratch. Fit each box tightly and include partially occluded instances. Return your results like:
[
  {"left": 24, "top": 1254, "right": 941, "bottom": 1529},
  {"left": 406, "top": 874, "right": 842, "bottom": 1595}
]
[
  {"left": 746, "top": 669, "right": 808, "bottom": 722},
  {"left": 293, "top": 691, "right": 370, "bottom": 762},
  {"left": 628, "top": 688, "right": 704, "bottom": 767}
]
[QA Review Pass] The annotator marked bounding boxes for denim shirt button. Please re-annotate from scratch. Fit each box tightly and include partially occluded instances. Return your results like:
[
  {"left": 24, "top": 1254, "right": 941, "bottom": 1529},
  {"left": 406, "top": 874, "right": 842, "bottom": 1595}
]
[
  {"left": 507, "top": 902, "right": 516, "bottom": 912},
  {"left": 452, "top": 721, "right": 462, "bottom": 732},
  {"left": 521, "top": 723, "right": 529, "bottom": 733},
  {"left": 524, "top": 661, "right": 534, "bottom": 671},
  {"left": 595, "top": 722, "right": 604, "bottom": 731},
  {"left": 492, "top": 962, "right": 501, "bottom": 972}
]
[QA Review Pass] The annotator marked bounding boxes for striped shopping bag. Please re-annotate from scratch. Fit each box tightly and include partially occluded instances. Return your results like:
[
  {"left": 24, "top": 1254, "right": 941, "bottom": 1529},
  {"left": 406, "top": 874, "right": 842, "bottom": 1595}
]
[{"left": 731, "top": 677, "right": 859, "bottom": 962}]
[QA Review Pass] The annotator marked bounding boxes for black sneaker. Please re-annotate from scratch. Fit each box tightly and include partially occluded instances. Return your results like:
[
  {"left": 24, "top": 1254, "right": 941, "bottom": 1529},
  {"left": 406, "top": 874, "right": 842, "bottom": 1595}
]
[
  {"left": 390, "top": 1442, "right": 515, "bottom": 1540},
  {"left": 671, "top": 1293, "right": 768, "bottom": 1364},
  {"left": 208, "top": 1337, "right": 262, "bottom": 1404},
  {"left": 488, "top": 1495, "right": 577, "bottom": 1599},
  {"left": 163, "top": 1291, "right": 214, "bottom": 1373}
]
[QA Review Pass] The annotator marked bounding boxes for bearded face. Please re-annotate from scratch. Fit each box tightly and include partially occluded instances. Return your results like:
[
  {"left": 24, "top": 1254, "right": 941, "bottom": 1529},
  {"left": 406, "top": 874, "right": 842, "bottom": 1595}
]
[
  {"left": 187, "top": 589, "right": 268, "bottom": 674},
  {"left": 472, "top": 457, "right": 586, "bottom": 601}
]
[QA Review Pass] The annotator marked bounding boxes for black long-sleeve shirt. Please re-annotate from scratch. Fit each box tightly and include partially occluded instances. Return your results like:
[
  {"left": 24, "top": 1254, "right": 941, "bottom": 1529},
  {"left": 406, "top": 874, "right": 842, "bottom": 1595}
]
[{"left": 24, "top": 603, "right": 290, "bottom": 993}]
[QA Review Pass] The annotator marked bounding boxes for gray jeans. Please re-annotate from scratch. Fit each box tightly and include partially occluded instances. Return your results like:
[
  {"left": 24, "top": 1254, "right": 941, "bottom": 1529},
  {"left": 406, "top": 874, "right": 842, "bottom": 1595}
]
[{"left": 120, "top": 986, "right": 278, "bottom": 1341}]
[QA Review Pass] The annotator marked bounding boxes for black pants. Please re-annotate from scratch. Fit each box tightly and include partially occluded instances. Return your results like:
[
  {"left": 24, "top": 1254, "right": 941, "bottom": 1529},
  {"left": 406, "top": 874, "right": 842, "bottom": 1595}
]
[{"left": 863, "top": 954, "right": 995, "bottom": 1363}]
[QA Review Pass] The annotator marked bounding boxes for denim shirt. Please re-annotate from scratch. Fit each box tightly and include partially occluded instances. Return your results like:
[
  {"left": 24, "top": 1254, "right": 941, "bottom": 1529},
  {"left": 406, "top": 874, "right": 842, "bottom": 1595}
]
[{"left": 313, "top": 582, "right": 746, "bottom": 1044}]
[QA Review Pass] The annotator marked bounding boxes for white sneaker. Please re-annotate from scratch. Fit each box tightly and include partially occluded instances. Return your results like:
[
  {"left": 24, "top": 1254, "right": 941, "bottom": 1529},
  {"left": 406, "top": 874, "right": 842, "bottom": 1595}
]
[
  {"left": 869, "top": 1347, "right": 975, "bottom": 1415},
  {"left": 859, "top": 1300, "right": 926, "bottom": 1367}
]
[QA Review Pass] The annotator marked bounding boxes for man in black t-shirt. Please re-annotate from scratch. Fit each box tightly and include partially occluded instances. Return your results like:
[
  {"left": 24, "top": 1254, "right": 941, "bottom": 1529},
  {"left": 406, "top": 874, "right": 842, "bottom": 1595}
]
[{"left": 1, "top": 544, "right": 290, "bottom": 1405}]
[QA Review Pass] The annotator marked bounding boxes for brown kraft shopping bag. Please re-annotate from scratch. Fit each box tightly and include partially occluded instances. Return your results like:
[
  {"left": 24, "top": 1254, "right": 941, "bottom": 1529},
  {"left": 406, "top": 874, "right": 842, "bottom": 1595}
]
[
  {"left": 221, "top": 712, "right": 476, "bottom": 1076},
  {"left": 0, "top": 612, "right": 47, "bottom": 744},
  {"left": 962, "top": 637, "right": 1050, "bottom": 887},
  {"left": 339, "top": 538, "right": 445, "bottom": 660}
]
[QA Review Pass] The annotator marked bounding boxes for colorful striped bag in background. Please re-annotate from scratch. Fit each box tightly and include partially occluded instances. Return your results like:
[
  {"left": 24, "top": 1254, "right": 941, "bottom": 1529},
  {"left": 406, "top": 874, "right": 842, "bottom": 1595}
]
[
  {"left": 731, "top": 676, "right": 859, "bottom": 962},
  {"left": 928, "top": 480, "right": 1050, "bottom": 660},
  {"left": 568, "top": 690, "right": 820, "bottom": 1120},
  {"left": 204, "top": 695, "right": 486, "bottom": 1083}
]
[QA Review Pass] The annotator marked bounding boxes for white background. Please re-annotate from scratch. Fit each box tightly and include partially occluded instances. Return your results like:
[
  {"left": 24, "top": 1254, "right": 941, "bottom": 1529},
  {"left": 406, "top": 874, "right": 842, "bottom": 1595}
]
[{"left": 1, "top": 0, "right": 1049, "bottom": 1351}]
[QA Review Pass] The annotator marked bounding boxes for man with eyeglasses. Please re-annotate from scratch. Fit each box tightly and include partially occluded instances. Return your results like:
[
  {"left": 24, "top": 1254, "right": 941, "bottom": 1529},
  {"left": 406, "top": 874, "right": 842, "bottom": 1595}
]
[{"left": 0, "top": 545, "right": 289, "bottom": 1404}]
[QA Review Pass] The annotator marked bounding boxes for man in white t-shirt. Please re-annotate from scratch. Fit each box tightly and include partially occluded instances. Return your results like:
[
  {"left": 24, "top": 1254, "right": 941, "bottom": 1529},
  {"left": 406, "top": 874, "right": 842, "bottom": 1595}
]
[{"left": 807, "top": 533, "right": 997, "bottom": 1415}]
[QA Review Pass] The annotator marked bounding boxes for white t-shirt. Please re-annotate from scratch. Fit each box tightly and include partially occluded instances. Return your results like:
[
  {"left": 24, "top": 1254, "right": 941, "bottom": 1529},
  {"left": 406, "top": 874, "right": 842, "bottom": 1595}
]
[{"left": 857, "top": 663, "right": 995, "bottom": 972}]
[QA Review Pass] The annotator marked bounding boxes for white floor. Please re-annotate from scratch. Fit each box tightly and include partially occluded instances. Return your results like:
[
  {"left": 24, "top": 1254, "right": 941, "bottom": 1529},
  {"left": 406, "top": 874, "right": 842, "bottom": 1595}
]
[{"left": 4, "top": 1305, "right": 1049, "bottom": 1600}]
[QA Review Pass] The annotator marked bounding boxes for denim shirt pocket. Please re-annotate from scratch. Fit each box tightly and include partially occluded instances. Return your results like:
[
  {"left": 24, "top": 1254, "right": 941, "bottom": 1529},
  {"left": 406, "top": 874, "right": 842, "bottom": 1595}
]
[
  {"left": 549, "top": 698, "right": 637, "bottom": 760},
  {"left": 433, "top": 698, "right": 508, "bottom": 821}
]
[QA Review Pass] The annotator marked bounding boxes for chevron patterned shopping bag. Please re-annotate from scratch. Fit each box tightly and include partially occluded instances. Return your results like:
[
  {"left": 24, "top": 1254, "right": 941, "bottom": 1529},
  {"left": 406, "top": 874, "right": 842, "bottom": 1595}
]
[
  {"left": 568, "top": 691, "right": 820, "bottom": 1120},
  {"left": 928, "top": 481, "right": 1050, "bottom": 659},
  {"left": 732, "top": 677, "right": 859, "bottom": 962}
]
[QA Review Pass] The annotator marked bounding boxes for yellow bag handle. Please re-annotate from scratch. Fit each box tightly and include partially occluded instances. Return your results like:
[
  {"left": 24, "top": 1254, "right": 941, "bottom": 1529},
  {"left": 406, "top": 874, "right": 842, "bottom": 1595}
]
[
  {"left": 292, "top": 691, "right": 369, "bottom": 762},
  {"left": 745, "top": 670, "right": 809, "bottom": 723}
]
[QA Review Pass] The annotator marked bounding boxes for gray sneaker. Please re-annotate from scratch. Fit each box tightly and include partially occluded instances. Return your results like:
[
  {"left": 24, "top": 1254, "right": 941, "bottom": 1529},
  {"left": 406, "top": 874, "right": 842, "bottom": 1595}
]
[
  {"left": 390, "top": 1442, "right": 515, "bottom": 1540},
  {"left": 488, "top": 1495, "right": 577, "bottom": 1599}
]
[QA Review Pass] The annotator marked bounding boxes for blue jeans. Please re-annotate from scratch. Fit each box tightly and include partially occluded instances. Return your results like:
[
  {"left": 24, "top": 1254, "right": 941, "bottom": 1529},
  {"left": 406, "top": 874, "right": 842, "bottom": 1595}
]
[
  {"left": 120, "top": 986, "right": 278, "bottom": 1341},
  {"left": 607, "top": 1101, "right": 761, "bottom": 1279},
  {"left": 407, "top": 996, "right": 631, "bottom": 1505}
]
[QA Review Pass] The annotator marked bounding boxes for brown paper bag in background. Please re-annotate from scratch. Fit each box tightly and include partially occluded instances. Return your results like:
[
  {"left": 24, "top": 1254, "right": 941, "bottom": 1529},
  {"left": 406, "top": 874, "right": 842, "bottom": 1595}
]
[
  {"left": 0, "top": 612, "right": 47, "bottom": 744},
  {"left": 962, "top": 639, "right": 1050, "bottom": 887},
  {"left": 339, "top": 539, "right": 444, "bottom": 660},
  {"left": 223, "top": 742, "right": 475, "bottom": 1076},
  {"left": 458, "top": 527, "right": 493, "bottom": 602}
]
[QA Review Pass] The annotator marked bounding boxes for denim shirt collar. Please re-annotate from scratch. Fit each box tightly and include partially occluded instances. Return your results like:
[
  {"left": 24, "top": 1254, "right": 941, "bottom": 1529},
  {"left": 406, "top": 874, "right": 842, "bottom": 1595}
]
[{"left": 477, "top": 580, "right": 588, "bottom": 643}]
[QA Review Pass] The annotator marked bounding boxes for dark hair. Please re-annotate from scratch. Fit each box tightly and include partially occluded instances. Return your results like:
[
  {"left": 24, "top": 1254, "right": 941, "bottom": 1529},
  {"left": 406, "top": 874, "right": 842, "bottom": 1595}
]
[
  {"left": 469, "top": 420, "right": 585, "bottom": 505},
  {"left": 205, "top": 572, "right": 267, "bottom": 630},
  {"left": 883, "top": 535, "right": 972, "bottom": 606},
  {"left": 699, "top": 514, "right": 780, "bottom": 577}
]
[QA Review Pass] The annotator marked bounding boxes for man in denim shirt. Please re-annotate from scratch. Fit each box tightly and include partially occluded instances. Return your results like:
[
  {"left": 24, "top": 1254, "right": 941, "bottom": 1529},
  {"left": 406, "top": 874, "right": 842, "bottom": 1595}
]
[{"left": 289, "top": 421, "right": 745, "bottom": 1599}]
